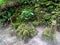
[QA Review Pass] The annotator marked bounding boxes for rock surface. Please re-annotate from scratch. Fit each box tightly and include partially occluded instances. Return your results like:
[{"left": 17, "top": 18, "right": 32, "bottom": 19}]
[{"left": 0, "top": 24, "right": 60, "bottom": 45}]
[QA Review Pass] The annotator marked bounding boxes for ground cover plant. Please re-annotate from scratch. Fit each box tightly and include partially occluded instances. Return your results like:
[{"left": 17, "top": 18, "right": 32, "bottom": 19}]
[
  {"left": 16, "top": 23, "right": 37, "bottom": 42},
  {"left": 42, "top": 28, "right": 56, "bottom": 40}
]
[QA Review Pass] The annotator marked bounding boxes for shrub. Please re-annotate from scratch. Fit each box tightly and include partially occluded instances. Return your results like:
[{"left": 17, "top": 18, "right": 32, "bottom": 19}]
[{"left": 16, "top": 23, "right": 37, "bottom": 42}]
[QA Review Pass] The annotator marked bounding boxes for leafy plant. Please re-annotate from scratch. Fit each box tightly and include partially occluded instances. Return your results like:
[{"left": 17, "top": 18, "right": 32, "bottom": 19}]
[
  {"left": 19, "top": 9, "right": 35, "bottom": 21},
  {"left": 39, "top": 14, "right": 52, "bottom": 26},
  {"left": 0, "top": 8, "right": 15, "bottom": 24}
]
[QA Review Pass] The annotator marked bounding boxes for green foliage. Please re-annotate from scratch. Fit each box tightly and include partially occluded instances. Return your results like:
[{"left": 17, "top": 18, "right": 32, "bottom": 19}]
[
  {"left": 42, "top": 28, "right": 56, "bottom": 40},
  {"left": 51, "top": 15, "right": 56, "bottom": 20},
  {"left": 0, "top": 0, "right": 59, "bottom": 26},
  {"left": 0, "top": 0, "right": 59, "bottom": 42},
  {"left": 0, "top": 0, "right": 5, "bottom": 5},
  {"left": 0, "top": 8, "right": 15, "bottom": 23},
  {"left": 10, "top": 8, "right": 22, "bottom": 28},
  {"left": 42, "top": 15, "right": 52, "bottom": 25},
  {"left": 43, "top": 15, "right": 51, "bottom": 21},
  {"left": 38, "top": 0, "right": 58, "bottom": 13},
  {"left": 19, "top": 9, "right": 35, "bottom": 21},
  {"left": 32, "top": 20, "right": 40, "bottom": 26},
  {"left": 37, "top": 14, "right": 52, "bottom": 26},
  {"left": 19, "top": 0, "right": 32, "bottom": 3},
  {"left": 16, "top": 23, "right": 37, "bottom": 42}
]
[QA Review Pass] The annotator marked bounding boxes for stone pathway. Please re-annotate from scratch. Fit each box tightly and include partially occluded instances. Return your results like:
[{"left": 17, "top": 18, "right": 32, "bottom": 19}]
[{"left": 0, "top": 25, "right": 60, "bottom": 45}]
